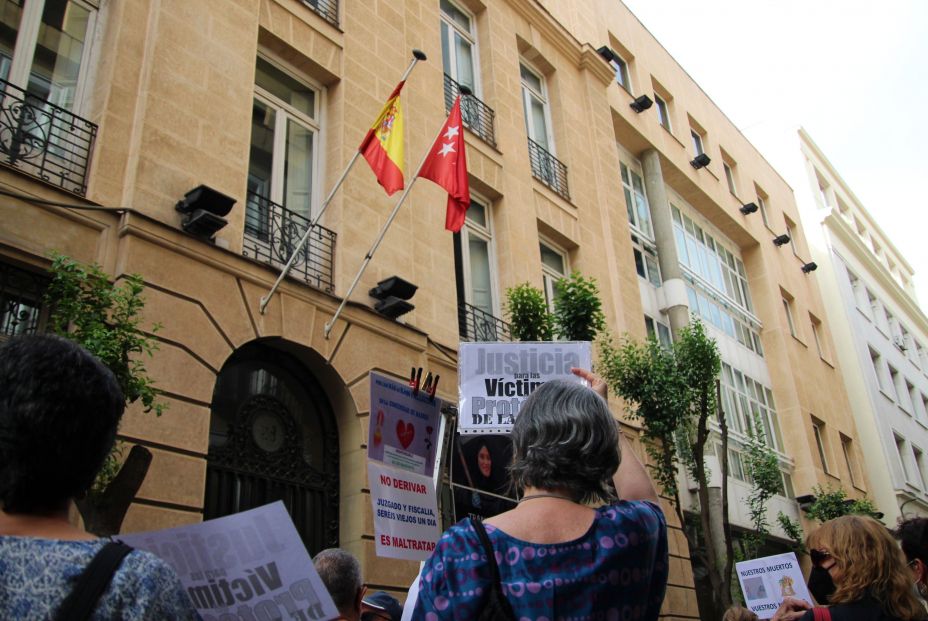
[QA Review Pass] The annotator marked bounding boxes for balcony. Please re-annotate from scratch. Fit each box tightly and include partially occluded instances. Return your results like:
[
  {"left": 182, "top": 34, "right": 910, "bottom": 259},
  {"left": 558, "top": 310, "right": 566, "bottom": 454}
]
[
  {"left": 0, "top": 79, "right": 96, "bottom": 196},
  {"left": 527, "top": 138, "right": 569, "bottom": 201},
  {"left": 458, "top": 301, "right": 511, "bottom": 342},
  {"left": 243, "top": 192, "right": 336, "bottom": 293},
  {"left": 303, "top": 0, "right": 338, "bottom": 27},
  {"left": 443, "top": 74, "right": 496, "bottom": 149}
]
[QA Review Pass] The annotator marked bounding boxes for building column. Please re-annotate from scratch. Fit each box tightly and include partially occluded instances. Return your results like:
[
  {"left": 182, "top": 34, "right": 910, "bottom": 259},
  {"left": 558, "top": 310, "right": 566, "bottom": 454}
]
[{"left": 641, "top": 149, "right": 690, "bottom": 340}]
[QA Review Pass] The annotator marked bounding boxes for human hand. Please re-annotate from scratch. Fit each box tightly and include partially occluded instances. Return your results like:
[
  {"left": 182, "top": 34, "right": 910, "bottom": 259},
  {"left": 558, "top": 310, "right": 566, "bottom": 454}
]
[
  {"left": 770, "top": 597, "right": 812, "bottom": 621},
  {"left": 571, "top": 367, "right": 607, "bottom": 400}
]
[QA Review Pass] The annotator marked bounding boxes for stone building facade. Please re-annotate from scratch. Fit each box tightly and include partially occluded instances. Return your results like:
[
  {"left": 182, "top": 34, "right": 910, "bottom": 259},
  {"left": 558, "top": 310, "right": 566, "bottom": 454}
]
[{"left": 0, "top": 0, "right": 868, "bottom": 617}]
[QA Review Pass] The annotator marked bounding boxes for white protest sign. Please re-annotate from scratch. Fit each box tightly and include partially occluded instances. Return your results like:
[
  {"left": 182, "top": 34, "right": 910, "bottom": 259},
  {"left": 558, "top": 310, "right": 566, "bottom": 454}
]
[
  {"left": 117, "top": 502, "right": 339, "bottom": 621},
  {"left": 735, "top": 552, "right": 812, "bottom": 619},
  {"left": 458, "top": 341, "right": 592, "bottom": 434},
  {"left": 367, "top": 371, "right": 442, "bottom": 475},
  {"left": 368, "top": 461, "right": 441, "bottom": 561}
]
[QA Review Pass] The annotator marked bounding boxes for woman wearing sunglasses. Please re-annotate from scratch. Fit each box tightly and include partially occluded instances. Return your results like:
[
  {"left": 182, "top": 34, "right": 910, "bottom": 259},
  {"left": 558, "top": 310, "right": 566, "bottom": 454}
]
[{"left": 772, "top": 515, "right": 926, "bottom": 621}]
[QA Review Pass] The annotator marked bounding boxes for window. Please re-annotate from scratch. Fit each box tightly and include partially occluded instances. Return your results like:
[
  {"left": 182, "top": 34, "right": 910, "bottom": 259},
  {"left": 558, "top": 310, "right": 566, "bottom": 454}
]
[
  {"left": 723, "top": 161, "right": 737, "bottom": 195},
  {"left": 816, "top": 172, "right": 833, "bottom": 209},
  {"left": 720, "top": 363, "right": 783, "bottom": 450},
  {"left": 847, "top": 270, "right": 867, "bottom": 311},
  {"left": 440, "top": 0, "right": 479, "bottom": 95},
  {"left": 621, "top": 162, "right": 653, "bottom": 238},
  {"left": 840, "top": 435, "right": 858, "bottom": 488},
  {"left": 520, "top": 62, "right": 553, "bottom": 152},
  {"left": 888, "top": 365, "right": 902, "bottom": 404},
  {"left": 906, "top": 380, "right": 919, "bottom": 417},
  {"left": 654, "top": 93, "right": 670, "bottom": 130},
  {"left": 632, "top": 235, "right": 661, "bottom": 287},
  {"left": 644, "top": 315, "right": 672, "bottom": 348},
  {"left": 0, "top": 261, "right": 48, "bottom": 341},
  {"left": 870, "top": 347, "right": 890, "bottom": 395},
  {"left": 782, "top": 296, "right": 797, "bottom": 338},
  {"left": 609, "top": 54, "right": 631, "bottom": 93},
  {"left": 915, "top": 446, "right": 928, "bottom": 489},
  {"left": 810, "top": 314, "right": 826, "bottom": 359},
  {"left": 459, "top": 197, "right": 497, "bottom": 316},
  {"left": 247, "top": 57, "right": 321, "bottom": 222},
  {"left": 756, "top": 193, "right": 770, "bottom": 228},
  {"left": 690, "top": 130, "right": 704, "bottom": 156},
  {"left": 0, "top": 0, "right": 96, "bottom": 112},
  {"left": 539, "top": 240, "right": 567, "bottom": 312},
  {"left": 784, "top": 216, "right": 799, "bottom": 257},
  {"left": 812, "top": 418, "right": 830, "bottom": 473},
  {"left": 866, "top": 289, "right": 885, "bottom": 328},
  {"left": 896, "top": 434, "right": 916, "bottom": 486}
]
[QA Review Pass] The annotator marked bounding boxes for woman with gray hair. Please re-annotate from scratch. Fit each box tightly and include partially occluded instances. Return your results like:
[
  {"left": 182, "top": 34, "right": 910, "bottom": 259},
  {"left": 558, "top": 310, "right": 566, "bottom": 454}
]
[{"left": 412, "top": 369, "right": 668, "bottom": 620}]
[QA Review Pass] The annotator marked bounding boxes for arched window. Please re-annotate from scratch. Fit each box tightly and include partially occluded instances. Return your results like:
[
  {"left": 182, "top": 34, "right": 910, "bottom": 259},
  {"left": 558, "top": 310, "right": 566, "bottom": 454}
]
[{"left": 205, "top": 343, "right": 338, "bottom": 554}]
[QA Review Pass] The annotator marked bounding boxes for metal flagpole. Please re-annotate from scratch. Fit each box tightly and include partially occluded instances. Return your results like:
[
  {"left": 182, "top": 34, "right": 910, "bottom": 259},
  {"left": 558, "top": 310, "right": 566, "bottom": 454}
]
[
  {"left": 259, "top": 49, "right": 427, "bottom": 315},
  {"left": 323, "top": 95, "right": 462, "bottom": 339}
]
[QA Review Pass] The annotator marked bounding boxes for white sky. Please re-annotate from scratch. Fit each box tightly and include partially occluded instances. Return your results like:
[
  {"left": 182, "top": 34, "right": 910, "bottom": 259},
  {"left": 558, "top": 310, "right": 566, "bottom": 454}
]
[{"left": 620, "top": 0, "right": 928, "bottom": 304}]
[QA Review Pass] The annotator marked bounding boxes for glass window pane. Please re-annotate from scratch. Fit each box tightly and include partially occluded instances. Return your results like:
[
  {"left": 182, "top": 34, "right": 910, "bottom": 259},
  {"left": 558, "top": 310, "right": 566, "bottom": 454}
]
[
  {"left": 520, "top": 64, "right": 542, "bottom": 93},
  {"left": 27, "top": 0, "right": 91, "bottom": 109},
  {"left": 529, "top": 95, "right": 547, "bottom": 148},
  {"left": 440, "top": 0, "right": 470, "bottom": 31},
  {"left": 645, "top": 254, "right": 661, "bottom": 287},
  {"left": 0, "top": 0, "right": 23, "bottom": 82},
  {"left": 468, "top": 234, "right": 493, "bottom": 314},
  {"left": 440, "top": 21, "right": 451, "bottom": 76},
  {"left": 248, "top": 98, "right": 275, "bottom": 197},
  {"left": 284, "top": 118, "right": 314, "bottom": 217},
  {"left": 466, "top": 201, "right": 486, "bottom": 227},
  {"left": 454, "top": 32, "right": 474, "bottom": 90},
  {"left": 540, "top": 243, "right": 564, "bottom": 274},
  {"left": 256, "top": 57, "right": 315, "bottom": 118}
]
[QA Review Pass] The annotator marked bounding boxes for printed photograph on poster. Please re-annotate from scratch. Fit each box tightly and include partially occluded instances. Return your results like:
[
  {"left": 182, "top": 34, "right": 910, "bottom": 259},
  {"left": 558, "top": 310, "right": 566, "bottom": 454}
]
[
  {"left": 368, "top": 462, "right": 442, "bottom": 561},
  {"left": 451, "top": 434, "right": 517, "bottom": 521},
  {"left": 117, "top": 502, "right": 338, "bottom": 621},
  {"left": 735, "top": 552, "right": 812, "bottom": 619},
  {"left": 367, "top": 371, "right": 442, "bottom": 475},
  {"left": 458, "top": 341, "right": 592, "bottom": 434}
]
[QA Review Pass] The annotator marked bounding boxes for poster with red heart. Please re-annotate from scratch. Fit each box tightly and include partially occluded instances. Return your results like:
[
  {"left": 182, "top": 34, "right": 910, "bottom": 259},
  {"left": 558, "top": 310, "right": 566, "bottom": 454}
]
[{"left": 367, "top": 371, "right": 442, "bottom": 476}]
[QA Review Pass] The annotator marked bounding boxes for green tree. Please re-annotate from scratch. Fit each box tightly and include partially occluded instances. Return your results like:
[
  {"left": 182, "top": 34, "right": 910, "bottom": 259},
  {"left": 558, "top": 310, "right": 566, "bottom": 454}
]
[
  {"left": 740, "top": 414, "right": 783, "bottom": 560},
  {"left": 777, "top": 484, "right": 881, "bottom": 552},
  {"left": 504, "top": 282, "right": 553, "bottom": 341},
  {"left": 44, "top": 254, "right": 165, "bottom": 533},
  {"left": 600, "top": 320, "right": 734, "bottom": 619},
  {"left": 552, "top": 272, "right": 605, "bottom": 341}
]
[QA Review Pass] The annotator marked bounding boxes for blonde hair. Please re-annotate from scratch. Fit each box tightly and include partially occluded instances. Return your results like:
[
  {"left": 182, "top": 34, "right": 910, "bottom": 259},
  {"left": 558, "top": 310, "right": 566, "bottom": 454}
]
[
  {"left": 807, "top": 515, "right": 925, "bottom": 620},
  {"left": 722, "top": 606, "right": 758, "bottom": 621}
]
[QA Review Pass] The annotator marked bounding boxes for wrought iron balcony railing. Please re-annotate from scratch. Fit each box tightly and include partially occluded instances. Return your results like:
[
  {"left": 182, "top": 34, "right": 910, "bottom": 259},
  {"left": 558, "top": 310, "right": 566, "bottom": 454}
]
[
  {"left": 458, "top": 301, "right": 511, "bottom": 342},
  {"left": 0, "top": 79, "right": 97, "bottom": 196},
  {"left": 243, "top": 192, "right": 336, "bottom": 293},
  {"left": 443, "top": 74, "right": 496, "bottom": 148},
  {"left": 527, "top": 138, "right": 569, "bottom": 201},
  {"left": 303, "top": 0, "right": 338, "bottom": 27}
]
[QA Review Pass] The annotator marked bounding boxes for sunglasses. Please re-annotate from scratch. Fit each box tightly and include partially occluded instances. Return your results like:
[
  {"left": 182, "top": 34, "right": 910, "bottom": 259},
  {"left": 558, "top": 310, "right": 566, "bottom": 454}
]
[{"left": 810, "top": 548, "right": 833, "bottom": 567}]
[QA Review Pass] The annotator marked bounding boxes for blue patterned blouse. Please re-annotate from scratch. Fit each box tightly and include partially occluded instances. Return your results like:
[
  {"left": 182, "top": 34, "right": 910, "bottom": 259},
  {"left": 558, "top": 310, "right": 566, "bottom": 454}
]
[
  {"left": 0, "top": 536, "right": 201, "bottom": 620},
  {"left": 413, "top": 500, "right": 668, "bottom": 621}
]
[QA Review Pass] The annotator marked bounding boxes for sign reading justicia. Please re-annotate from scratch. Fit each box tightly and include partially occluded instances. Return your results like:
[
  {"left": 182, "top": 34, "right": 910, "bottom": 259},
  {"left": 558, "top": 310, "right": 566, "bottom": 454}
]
[{"left": 458, "top": 342, "right": 591, "bottom": 434}]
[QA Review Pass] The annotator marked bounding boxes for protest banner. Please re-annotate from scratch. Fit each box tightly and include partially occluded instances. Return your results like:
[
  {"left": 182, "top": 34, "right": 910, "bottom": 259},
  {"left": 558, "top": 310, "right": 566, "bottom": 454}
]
[
  {"left": 735, "top": 552, "right": 812, "bottom": 619},
  {"left": 117, "top": 502, "right": 338, "bottom": 621},
  {"left": 367, "top": 371, "right": 442, "bottom": 475},
  {"left": 457, "top": 341, "right": 592, "bottom": 434},
  {"left": 368, "top": 461, "right": 441, "bottom": 561}
]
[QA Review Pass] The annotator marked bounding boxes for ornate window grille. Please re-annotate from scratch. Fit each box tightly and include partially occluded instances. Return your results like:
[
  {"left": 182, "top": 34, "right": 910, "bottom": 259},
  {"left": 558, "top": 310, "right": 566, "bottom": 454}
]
[
  {"left": 458, "top": 301, "right": 511, "bottom": 342},
  {"left": 0, "top": 261, "right": 48, "bottom": 341},
  {"left": 0, "top": 79, "right": 97, "bottom": 196},
  {"left": 527, "top": 138, "right": 569, "bottom": 200},
  {"left": 443, "top": 74, "right": 496, "bottom": 148},
  {"left": 243, "top": 192, "right": 336, "bottom": 294}
]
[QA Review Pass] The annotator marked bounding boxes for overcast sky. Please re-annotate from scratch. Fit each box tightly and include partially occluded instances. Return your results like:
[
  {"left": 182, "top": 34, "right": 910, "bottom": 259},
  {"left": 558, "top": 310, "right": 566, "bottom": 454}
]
[{"left": 620, "top": 0, "right": 928, "bottom": 304}]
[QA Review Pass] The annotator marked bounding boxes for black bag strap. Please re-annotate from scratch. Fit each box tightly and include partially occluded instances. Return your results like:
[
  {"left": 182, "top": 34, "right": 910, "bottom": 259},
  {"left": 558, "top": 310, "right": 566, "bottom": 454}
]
[
  {"left": 470, "top": 517, "right": 516, "bottom": 620},
  {"left": 55, "top": 541, "right": 134, "bottom": 621}
]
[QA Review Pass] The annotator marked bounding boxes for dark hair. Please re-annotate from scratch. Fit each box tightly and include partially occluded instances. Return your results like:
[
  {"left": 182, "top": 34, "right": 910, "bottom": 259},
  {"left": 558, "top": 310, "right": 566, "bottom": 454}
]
[
  {"left": 509, "top": 379, "right": 620, "bottom": 504},
  {"left": 313, "top": 548, "right": 361, "bottom": 614},
  {"left": 895, "top": 517, "right": 928, "bottom": 566},
  {"left": 0, "top": 335, "right": 125, "bottom": 513}
]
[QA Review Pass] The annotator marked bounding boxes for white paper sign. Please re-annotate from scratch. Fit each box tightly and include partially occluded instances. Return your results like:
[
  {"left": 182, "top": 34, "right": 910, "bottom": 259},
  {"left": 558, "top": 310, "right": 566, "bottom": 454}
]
[
  {"left": 117, "top": 502, "right": 339, "bottom": 621},
  {"left": 367, "top": 371, "right": 442, "bottom": 475},
  {"left": 735, "top": 552, "right": 812, "bottom": 619},
  {"left": 457, "top": 341, "right": 592, "bottom": 434},
  {"left": 368, "top": 461, "right": 441, "bottom": 561}
]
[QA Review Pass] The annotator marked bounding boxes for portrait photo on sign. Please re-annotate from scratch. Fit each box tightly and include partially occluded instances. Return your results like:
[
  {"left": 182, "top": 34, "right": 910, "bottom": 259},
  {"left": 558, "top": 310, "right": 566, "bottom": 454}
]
[{"left": 451, "top": 434, "right": 517, "bottom": 521}]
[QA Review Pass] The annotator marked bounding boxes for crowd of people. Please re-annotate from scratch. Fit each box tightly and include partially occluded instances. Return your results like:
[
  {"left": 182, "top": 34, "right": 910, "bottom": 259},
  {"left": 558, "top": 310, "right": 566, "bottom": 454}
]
[{"left": 4, "top": 334, "right": 928, "bottom": 620}]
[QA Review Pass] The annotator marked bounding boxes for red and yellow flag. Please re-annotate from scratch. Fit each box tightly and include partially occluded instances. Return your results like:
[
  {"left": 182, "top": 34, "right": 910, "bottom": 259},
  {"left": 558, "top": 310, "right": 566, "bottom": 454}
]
[{"left": 359, "top": 81, "right": 406, "bottom": 195}]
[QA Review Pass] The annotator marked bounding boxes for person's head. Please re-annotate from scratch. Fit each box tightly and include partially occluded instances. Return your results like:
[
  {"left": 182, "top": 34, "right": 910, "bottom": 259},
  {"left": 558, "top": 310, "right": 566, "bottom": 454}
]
[
  {"left": 894, "top": 517, "right": 928, "bottom": 596},
  {"left": 360, "top": 591, "right": 402, "bottom": 621},
  {"left": 722, "top": 606, "right": 759, "bottom": 621},
  {"left": 313, "top": 548, "right": 363, "bottom": 620},
  {"left": 477, "top": 444, "right": 492, "bottom": 478},
  {"left": 0, "top": 335, "right": 124, "bottom": 515},
  {"left": 509, "top": 379, "right": 620, "bottom": 504},
  {"left": 807, "top": 515, "right": 925, "bottom": 619}
]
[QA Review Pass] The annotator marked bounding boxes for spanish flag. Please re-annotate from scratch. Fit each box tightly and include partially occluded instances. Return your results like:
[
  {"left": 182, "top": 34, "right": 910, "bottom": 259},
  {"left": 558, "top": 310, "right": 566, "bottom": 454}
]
[{"left": 359, "top": 81, "right": 406, "bottom": 195}]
